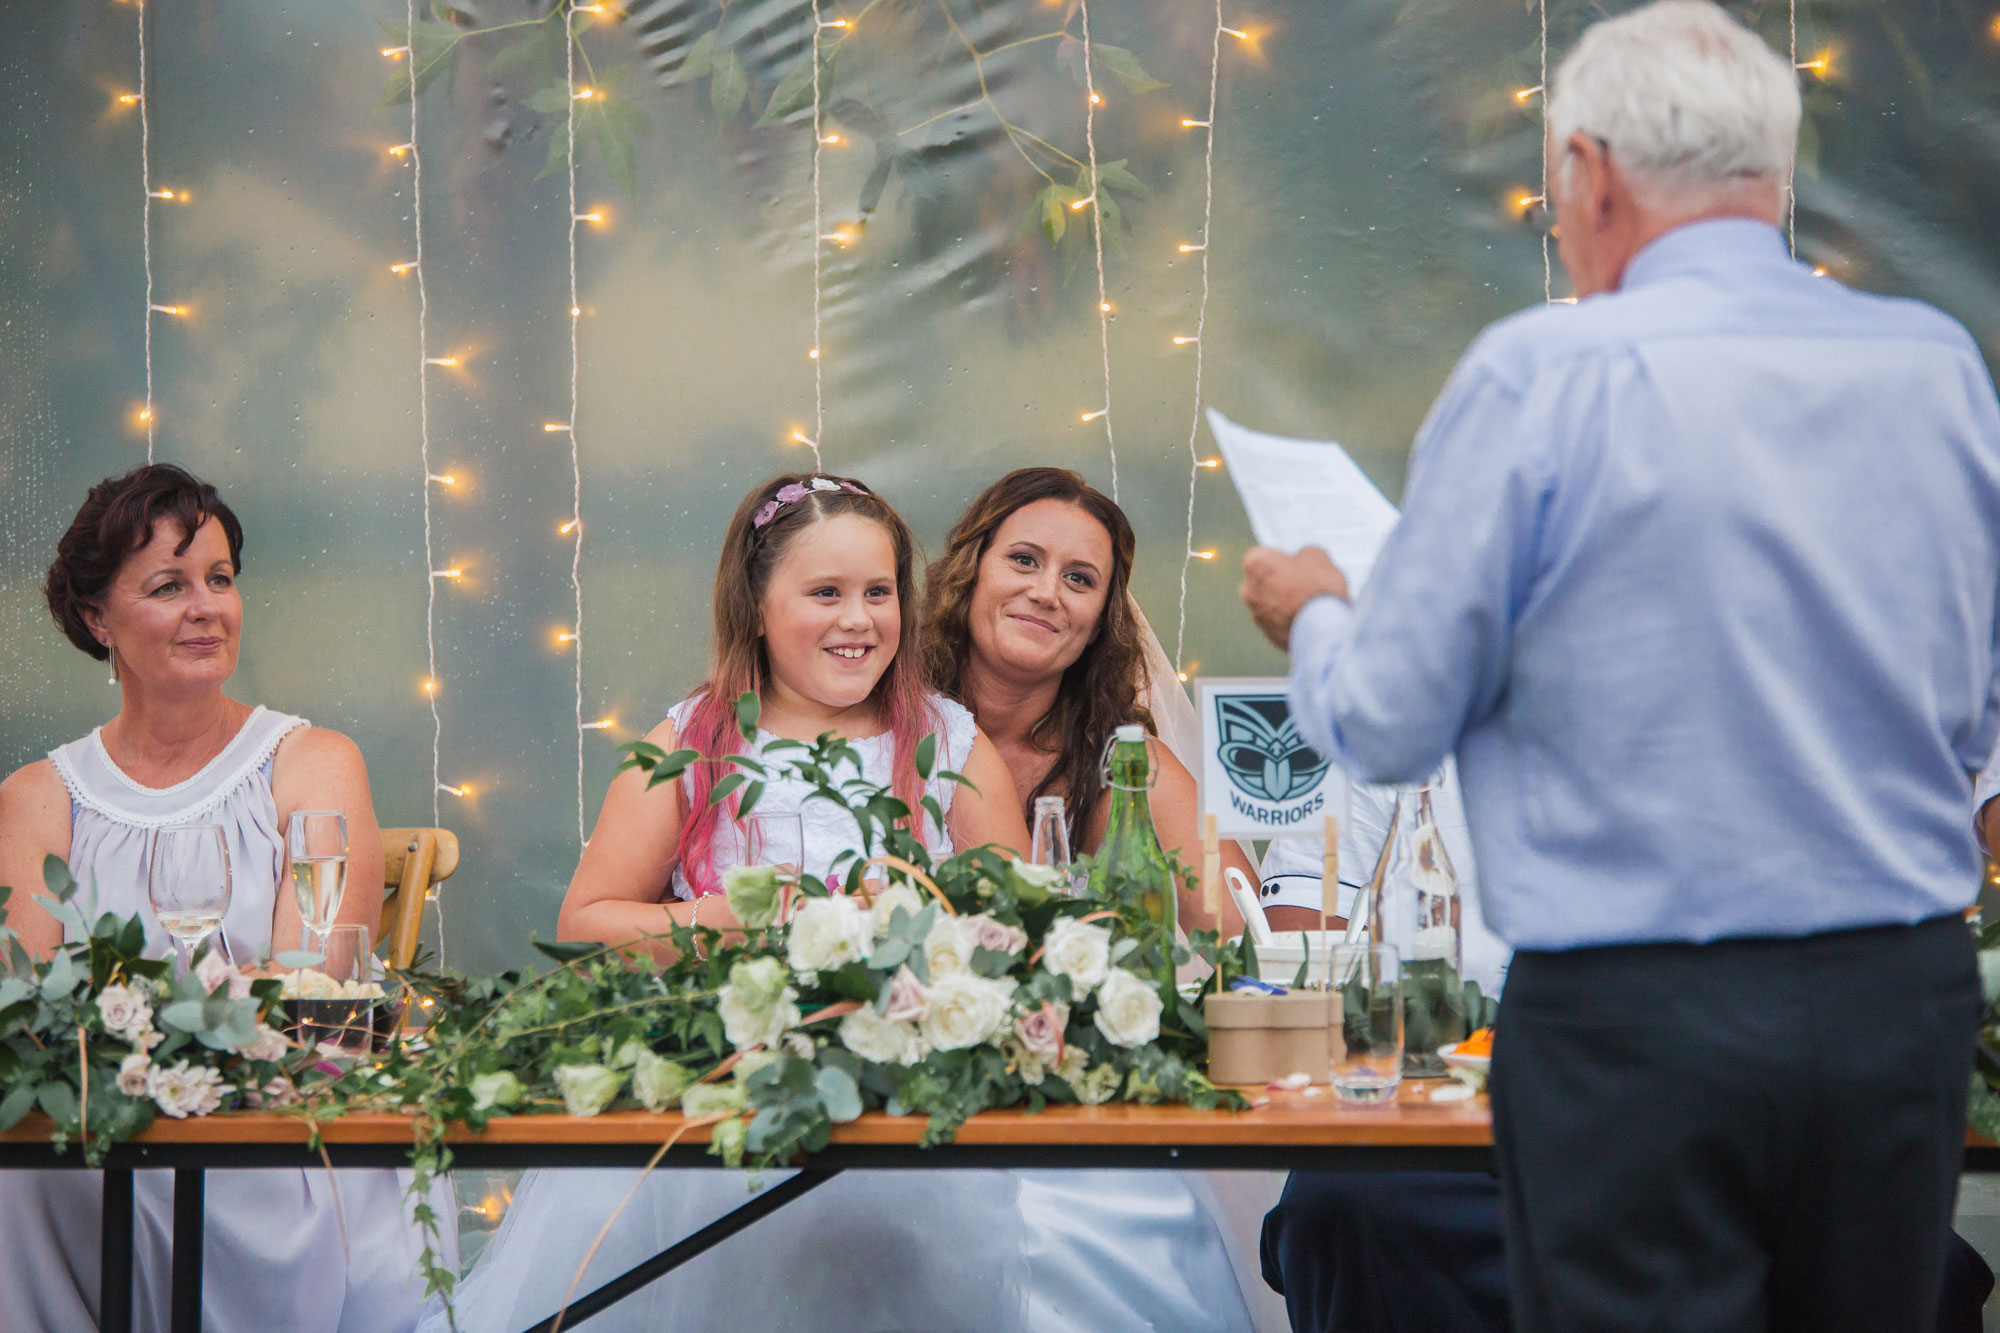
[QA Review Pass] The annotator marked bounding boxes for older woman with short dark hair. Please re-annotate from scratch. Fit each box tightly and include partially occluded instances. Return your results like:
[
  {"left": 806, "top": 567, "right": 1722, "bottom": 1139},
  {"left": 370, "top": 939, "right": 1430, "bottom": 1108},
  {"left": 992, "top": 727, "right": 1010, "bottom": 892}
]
[{"left": 0, "top": 463, "right": 444, "bottom": 1330}]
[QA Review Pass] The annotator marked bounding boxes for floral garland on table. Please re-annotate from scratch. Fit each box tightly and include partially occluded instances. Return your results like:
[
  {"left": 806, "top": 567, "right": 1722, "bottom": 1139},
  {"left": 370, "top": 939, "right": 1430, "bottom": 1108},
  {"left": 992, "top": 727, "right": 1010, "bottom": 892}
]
[{"left": 1, "top": 695, "right": 1247, "bottom": 1320}]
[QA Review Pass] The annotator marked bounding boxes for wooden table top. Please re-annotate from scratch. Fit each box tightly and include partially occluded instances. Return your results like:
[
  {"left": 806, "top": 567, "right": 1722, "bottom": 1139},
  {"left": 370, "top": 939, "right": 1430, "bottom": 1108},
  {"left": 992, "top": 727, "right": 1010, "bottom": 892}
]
[{"left": 0, "top": 1081, "right": 1494, "bottom": 1150}]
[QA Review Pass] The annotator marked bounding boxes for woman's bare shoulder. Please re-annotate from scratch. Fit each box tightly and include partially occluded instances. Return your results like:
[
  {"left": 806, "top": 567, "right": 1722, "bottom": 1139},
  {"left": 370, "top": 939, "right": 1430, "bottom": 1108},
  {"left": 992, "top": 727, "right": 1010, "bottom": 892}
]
[{"left": 0, "top": 759, "right": 71, "bottom": 843}]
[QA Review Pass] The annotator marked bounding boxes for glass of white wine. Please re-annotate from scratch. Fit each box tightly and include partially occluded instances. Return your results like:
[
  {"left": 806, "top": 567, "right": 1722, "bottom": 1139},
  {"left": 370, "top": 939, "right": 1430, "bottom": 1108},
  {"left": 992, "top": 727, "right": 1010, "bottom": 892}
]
[
  {"left": 147, "top": 824, "right": 232, "bottom": 977},
  {"left": 288, "top": 810, "right": 349, "bottom": 956}
]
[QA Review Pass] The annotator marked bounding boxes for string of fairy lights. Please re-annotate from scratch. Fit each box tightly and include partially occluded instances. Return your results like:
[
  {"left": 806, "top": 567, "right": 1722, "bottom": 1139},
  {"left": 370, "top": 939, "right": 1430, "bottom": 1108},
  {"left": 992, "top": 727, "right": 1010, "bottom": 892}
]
[
  {"left": 119, "top": 0, "right": 192, "bottom": 461},
  {"left": 1073, "top": 0, "right": 1119, "bottom": 501},
  {"left": 1171, "top": 2, "right": 1232, "bottom": 672}
]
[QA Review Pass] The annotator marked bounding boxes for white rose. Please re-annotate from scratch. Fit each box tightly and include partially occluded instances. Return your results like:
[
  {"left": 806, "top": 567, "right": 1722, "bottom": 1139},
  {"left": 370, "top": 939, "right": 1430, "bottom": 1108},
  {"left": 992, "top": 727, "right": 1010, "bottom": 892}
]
[
  {"left": 95, "top": 984, "right": 153, "bottom": 1043},
  {"left": 146, "top": 1061, "right": 229, "bottom": 1119},
  {"left": 919, "top": 974, "right": 1017, "bottom": 1052},
  {"left": 838, "top": 1008, "right": 923, "bottom": 1065},
  {"left": 553, "top": 1063, "right": 622, "bottom": 1117},
  {"left": 786, "top": 895, "right": 875, "bottom": 974},
  {"left": 1011, "top": 862, "right": 1067, "bottom": 894},
  {"left": 966, "top": 914, "right": 1029, "bottom": 957},
  {"left": 116, "top": 1053, "right": 151, "bottom": 1096},
  {"left": 1091, "top": 968, "right": 1164, "bottom": 1048},
  {"left": 922, "top": 915, "right": 978, "bottom": 981},
  {"left": 1042, "top": 917, "right": 1113, "bottom": 997},
  {"left": 194, "top": 952, "right": 253, "bottom": 1000},
  {"left": 633, "top": 1052, "right": 694, "bottom": 1113},
  {"left": 868, "top": 883, "right": 926, "bottom": 938},
  {"left": 235, "top": 1024, "right": 290, "bottom": 1064},
  {"left": 718, "top": 959, "right": 802, "bottom": 1052}
]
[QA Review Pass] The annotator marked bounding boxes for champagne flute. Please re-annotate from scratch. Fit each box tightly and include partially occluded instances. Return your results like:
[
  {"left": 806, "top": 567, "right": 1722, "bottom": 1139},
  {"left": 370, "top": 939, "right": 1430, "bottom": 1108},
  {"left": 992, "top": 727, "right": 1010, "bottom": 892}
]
[
  {"left": 1029, "top": 795, "right": 1081, "bottom": 896},
  {"left": 288, "top": 810, "right": 348, "bottom": 956},
  {"left": 738, "top": 811, "right": 805, "bottom": 917},
  {"left": 147, "top": 824, "right": 232, "bottom": 977}
]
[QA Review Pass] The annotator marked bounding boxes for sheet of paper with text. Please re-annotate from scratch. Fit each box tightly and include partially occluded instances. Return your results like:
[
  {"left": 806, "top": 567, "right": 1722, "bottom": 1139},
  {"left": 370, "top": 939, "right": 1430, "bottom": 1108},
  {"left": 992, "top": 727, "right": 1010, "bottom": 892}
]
[{"left": 1205, "top": 408, "right": 1401, "bottom": 594}]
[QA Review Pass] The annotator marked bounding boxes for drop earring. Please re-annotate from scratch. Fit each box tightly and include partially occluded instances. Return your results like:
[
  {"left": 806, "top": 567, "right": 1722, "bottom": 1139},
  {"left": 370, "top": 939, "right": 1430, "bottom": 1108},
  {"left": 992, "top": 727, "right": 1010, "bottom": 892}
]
[{"left": 105, "top": 645, "right": 118, "bottom": 686}]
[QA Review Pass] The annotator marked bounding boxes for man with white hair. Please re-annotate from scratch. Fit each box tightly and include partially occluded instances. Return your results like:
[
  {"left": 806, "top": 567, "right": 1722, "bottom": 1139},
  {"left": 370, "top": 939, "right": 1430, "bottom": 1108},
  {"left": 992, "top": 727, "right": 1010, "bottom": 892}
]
[{"left": 1240, "top": 1, "right": 2000, "bottom": 1328}]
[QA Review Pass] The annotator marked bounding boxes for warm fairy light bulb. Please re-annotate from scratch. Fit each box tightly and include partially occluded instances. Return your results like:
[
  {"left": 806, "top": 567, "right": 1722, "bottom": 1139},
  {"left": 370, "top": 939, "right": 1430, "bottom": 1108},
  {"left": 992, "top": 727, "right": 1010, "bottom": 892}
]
[
  {"left": 429, "top": 473, "right": 458, "bottom": 487},
  {"left": 118, "top": 93, "right": 141, "bottom": 105},
  {"left": 1811, "top": 266, "right": 1828, "bottom": 277},
  {"left": 432, "top": 567, "right": 464, "bottom": 581},
  {"left": 1177, "top": 671, "right": 1189, "bottom": 682},
  {"left": 553, "top": 627, "right": 577, "bottom": 647},
  {"left": 1220, "top": 26, "right": 1249, "bottom": 39},
  {"left": 438, "top": 782, "right": 472, "bottom": 798},
  {"left": 387, "top": 143, "right": 413, "bottom": 158},
  {"left": 1198, "top": 457, "right": 1220, "bottom": 468},
  {"left": 807, "top": 347, "right": 820, "bottom": 359},
  {"left": 1192, "top": 549, "right": 1217, "bottom": 560},
  {"left": 1088, "top": 92, "right": 1102, "bottom": 106},
  {"left": 390, "top": 261, "right": 417, "bottom": 274},
  {"left": 582, "top": 716, "right": 616, "bottom": 731},
  {"left": 573, "top": 87, "right": 597, "bottom": 100},
  {"left": 1100, "top": 301, "right": 1113, "bottom": 313},
  {"left": 1515, "top": 193, "right": 1544, "bottom": 212},
  {"left": 1514, "top": 85, "right": 1543, "bottom": 102},
  {"left": 544, "top": 421, "right": 572, "bottom": 432},
  {"left": 1081, "top": 409, "right": 1107, "bottom": 423},
  {"left": 1070, "top": 194, "right": 1096, "bottom": 211},
  {"left": 791, "top": 430, "right": 818, "bottom": 448},
  {"left": 821, "top": 17, "right": 851, "bottom": 27},
  {"left": 1990, "top": 13, "right": 2000, "bottom": 41},
  {"left": 1173, "top": 335, "right": 1198, "bottom": 345},
  {"left": 382, "top": 46, "right": 410, "bottom": 60},
  {"left": 421, "top": 677, "right": 438, "bottom": 696},
  {"left": 558, "top": 519, "right": 579, "bottom": 536},
  {"left": 821, "top": 133, "right": 841, "bottom": 145},
  {"left": 150, "top": 304, "right": 189, "bottom": 317},
  {"left": 575, "top": 210, "right": 606, "bottom": 226},
  {"left": 1182, "top": 119, "right": 1210, "bottom": 128},
  {"left": 570, "top": 305, "right": 582, "bottom": 318},
  {"left": 1178, "top": 242, "right": 1206, "bottom": 253},
  {"left": 425, "top": 356, "right": 458, "bottom": 367},
  {"left": 148, "top": 188, "right": 177, "bottom": 200}
]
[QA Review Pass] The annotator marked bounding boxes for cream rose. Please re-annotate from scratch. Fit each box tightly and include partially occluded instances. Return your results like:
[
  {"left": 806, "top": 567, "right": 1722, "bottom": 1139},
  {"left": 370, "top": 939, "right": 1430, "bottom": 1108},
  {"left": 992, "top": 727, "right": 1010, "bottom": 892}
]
[
  {"left": 919, "top": 974, "right": 1017, "bottom": 1052},
  {"left": 471, "top": 1070, "right": 524, "bottom": 1111},
  {"left": 95, "top": 984, "right": 153, "bottom": 1043},
  {"left": 1042, "top": 917, "right": 1113, "bottom": 997},
  {"left": 116, "top": 1052, "right": 151, "bottom": 1096},
  {"left": 881, "top": 966, "right": 929, "bottom": 1023},
  {"left": 838, "top": 1008, "right": 923, "bottom": 1065},
  {"left": 1074, "top": 1063, "right": 1122, "bottom": 1105},
  {"left": 633, "top": 1052, "right": 695, "bottom": 1112},
  {"left": 868, "top": 883, "right": 926, "bottom": 937},
  {"left": 235, "top": 1024, "right": 290, "bottom": 1064},
  {"left": 786, "top": 895, "right": 875, "bottom": 974},
  {"left": 921, "top": 915, "right": 977, "bottom": 980},
  {"left": 1091, "top": 968, "right": 1163, "bottom": 1048},
  {"left": 681, "top": 1082, "right": 747, "bottom": 1119},
  {"left": 723, "top": 864, "right": 783, "bottom": 929},
  {"left": 146, "top": 1061, "right": 229, "bottom": 1119},
  {"left": 194, "top": 952, "right": 253, "bottom": 1000}
]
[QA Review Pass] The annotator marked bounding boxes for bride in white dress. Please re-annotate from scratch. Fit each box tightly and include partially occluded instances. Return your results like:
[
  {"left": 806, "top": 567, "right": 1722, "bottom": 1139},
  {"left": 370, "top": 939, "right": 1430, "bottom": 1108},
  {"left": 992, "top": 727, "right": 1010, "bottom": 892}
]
[
  {"left": 0, "top": 464, "right": 449, "bottom": 1331},
  {"left": 425, "top": 474, "right": 1255, "bottom": 1332}
]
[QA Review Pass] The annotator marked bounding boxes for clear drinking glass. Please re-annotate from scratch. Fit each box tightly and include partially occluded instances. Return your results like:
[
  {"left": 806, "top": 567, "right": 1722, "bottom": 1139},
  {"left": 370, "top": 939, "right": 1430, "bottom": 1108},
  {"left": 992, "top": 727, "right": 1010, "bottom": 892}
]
[
  {"left": 1330, "top": 942, "right": 1404, "bottom": 1104},
  {"left": 1029, "top": 795, "right": 1080, "bottom": 894},
  {"left": 737, "top": 811, "right": 804, "bottom": 873},
  {"left": 287, "top": 810, "right": 349, "bottom": 955},
  {"left": 147, "top": 824, "right": 232, "bottom": 977},
  {"left": 300, "top": 923, "right": 378, "bottom": 1052}
]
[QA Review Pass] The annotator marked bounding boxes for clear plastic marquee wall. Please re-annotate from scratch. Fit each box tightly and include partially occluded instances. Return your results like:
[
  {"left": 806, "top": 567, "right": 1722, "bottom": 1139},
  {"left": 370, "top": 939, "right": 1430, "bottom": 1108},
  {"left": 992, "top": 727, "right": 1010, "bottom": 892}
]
[{"left": 2, "top": 0, "right": 1995, "bottom": 973}]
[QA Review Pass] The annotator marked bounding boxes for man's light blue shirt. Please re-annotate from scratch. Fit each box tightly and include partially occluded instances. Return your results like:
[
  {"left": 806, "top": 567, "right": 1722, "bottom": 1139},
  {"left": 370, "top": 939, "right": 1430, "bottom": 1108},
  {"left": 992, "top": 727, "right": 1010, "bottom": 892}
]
[{"left": 1289, "top": 218, "right": 2000, "bottom": 951}]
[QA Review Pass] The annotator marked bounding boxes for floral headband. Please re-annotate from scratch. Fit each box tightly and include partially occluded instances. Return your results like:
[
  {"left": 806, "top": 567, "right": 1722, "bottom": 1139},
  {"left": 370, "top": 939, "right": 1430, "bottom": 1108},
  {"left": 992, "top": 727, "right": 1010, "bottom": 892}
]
[{"left": 752, "top": 476, "right": 870, "bottom": 529}]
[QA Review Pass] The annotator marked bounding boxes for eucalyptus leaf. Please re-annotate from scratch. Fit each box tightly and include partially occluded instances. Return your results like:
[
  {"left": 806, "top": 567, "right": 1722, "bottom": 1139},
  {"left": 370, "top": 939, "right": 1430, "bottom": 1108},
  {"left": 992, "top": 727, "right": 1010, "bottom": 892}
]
[
  {"left": 0, "top": 1082, "right": 38, "bottom": 1132},
  {"left": 815, "top": 1064, "right": 863, "bottom": 1121},
  {"left": 915, "top": 734, "right": 937, "bottom": 781},
  {"left": 709, "top": 773, "right": 748, "bottom": 806},
  {"left": 41, "top": 856, "right": 76, "bottom": 899},
  {"left": 736, "top": 780, "right": 766, "bottom": 818},
  {"left": 734, "top": 692, "right": 761, "bottom": 742},
  {"left": 36, "top": 1081, "right": 78, "bottom": 1124},
  {"left": 38, "top": 951, "right": 77, "bottom": 1000}
]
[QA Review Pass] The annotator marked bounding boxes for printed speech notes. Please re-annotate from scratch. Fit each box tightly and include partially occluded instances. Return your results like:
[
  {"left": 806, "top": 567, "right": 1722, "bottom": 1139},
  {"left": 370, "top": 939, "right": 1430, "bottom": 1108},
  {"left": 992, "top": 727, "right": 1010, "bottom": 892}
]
[{"left": 1205, "top": 408, "right": 1399, "bottom": 594}]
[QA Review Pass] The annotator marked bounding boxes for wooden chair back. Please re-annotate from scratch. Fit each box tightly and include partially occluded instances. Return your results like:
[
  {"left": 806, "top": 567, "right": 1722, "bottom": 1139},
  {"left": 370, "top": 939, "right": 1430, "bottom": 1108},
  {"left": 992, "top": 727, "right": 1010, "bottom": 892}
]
[{"left": 380, "top": 828, "right": 460, "bottom": 970}]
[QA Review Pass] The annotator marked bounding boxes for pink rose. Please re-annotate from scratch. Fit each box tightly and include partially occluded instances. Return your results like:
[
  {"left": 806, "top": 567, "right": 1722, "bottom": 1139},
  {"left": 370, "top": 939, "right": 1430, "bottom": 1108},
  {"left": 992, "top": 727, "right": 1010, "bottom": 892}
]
[
  {"left": 968, "top": 914, "right": 1029, "bottom": 957},
  {"left": 193, "top": 952, "right": 252, "bottom": 1000},
  {"left": 1015, "top": 1001, "right": 1070, "bottom": 1061},
  {"left": 882, "top": 966, "right": 930, "bottom": 1023}
]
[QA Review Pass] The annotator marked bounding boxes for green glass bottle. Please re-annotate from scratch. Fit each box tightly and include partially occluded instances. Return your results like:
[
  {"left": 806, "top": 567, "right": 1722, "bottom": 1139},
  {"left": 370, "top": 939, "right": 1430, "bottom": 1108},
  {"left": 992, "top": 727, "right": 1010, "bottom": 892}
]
[{"left": 1087, "top": 724, "right": 1179, "bottom": 1005}]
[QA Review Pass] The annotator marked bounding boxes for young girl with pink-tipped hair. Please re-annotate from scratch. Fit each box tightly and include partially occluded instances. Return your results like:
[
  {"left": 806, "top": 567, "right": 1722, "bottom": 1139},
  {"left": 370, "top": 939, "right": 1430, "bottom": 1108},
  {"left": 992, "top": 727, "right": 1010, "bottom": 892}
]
[{"left": 425, "top": 474, "right": 1047, "bottom": 1333}]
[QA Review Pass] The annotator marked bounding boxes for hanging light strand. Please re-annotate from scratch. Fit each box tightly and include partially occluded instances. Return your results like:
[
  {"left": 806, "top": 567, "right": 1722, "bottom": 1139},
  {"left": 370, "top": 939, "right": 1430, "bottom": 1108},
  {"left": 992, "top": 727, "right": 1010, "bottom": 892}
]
[
  {"left": 1174, "top": 0, "right": 1228, "bottom": 670},
  {"left": 1538, "top": 0, "right": 1550, "bottom": 304},
  {"left": 1076, "top": 0, "right": 1118, "bottom": 500},
  {"left": 1786, "top": 0, "right": 1797, "bottom": 255},
  {"left": 563, "top": 5, "right": 591, "bottom": 846},
  {"left": 804, "top": 0, "right": 828, "bottom": 468},
  {"left": 135, "top": 0, "right": 156, "bottom": 460}
]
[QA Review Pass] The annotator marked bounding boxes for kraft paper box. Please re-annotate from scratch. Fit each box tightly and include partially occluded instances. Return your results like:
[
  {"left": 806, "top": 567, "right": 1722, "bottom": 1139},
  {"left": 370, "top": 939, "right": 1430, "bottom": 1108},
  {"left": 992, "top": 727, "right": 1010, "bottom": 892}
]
[{"left": 1204, "top": 990, "right": 1345, "bottom": 1087}]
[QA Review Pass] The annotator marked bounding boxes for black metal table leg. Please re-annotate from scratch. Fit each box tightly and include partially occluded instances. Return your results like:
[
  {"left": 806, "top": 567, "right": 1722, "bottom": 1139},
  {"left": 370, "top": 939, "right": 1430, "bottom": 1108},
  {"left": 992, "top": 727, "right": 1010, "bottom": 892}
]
[
  {"left": 100, "top": 1167, "right": 134, "bottom": 1333},
  {"left": 171, "top": 1167, "right": 203, "bottom": 1333},
  {"left": 519, "top": 1169, "right": 842, "bottom": 1333}
]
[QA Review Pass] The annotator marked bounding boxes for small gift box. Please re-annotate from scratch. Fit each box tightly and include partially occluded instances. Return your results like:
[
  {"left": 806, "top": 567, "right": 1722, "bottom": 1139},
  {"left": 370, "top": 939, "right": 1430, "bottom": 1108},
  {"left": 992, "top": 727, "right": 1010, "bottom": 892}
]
[{"left": 1204, "top": 988, "right": 1345, "bottom": 1087}]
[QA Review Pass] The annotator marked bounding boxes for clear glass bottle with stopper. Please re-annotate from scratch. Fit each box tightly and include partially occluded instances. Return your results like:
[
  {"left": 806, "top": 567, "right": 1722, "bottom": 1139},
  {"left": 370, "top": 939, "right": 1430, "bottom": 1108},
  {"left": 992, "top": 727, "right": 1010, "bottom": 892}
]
[{"left": 1086, "top": 724, "right": 1180, "bottom": 1006}]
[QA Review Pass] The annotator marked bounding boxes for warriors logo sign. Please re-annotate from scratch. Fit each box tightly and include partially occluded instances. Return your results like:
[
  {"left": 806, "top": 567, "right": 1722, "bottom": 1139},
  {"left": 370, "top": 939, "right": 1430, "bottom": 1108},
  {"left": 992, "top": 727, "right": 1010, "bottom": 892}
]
[{"left": 1195, "top": 679, "right": 1337, "bottom": 837}]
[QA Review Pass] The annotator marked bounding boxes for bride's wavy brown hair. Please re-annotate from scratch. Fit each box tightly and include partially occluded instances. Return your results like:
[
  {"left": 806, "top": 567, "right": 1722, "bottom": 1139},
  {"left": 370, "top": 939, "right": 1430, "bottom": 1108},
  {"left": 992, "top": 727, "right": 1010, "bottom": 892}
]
[{"left": 922, "top": 467, "right": 1153, "bottom": 840}]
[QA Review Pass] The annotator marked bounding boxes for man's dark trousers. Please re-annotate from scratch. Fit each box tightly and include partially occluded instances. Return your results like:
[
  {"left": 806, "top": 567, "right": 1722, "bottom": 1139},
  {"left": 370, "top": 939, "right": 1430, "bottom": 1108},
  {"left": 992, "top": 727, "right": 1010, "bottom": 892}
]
[{"left": 1492, "top": 914, "right": 1979, "bottom": 1332}]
